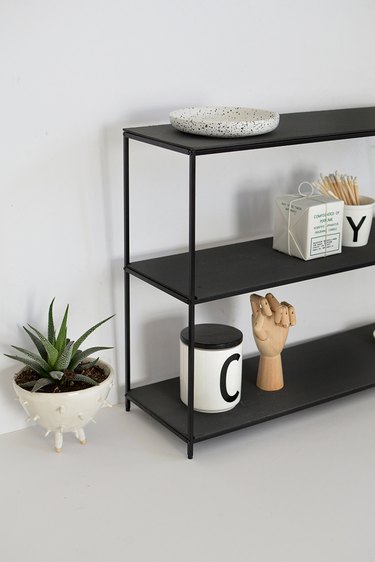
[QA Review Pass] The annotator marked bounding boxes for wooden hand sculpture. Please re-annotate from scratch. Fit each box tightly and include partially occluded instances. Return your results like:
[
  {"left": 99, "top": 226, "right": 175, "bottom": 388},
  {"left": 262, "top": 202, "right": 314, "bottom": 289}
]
[{"left": 250, "top": 293, "right": 296, "bottom": 391}]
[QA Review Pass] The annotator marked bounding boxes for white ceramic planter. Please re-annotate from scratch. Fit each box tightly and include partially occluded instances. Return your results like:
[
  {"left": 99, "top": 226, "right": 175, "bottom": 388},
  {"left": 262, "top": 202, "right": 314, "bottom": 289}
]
[{"left": 13, "top": 359, "right": 114, "bottom": 452}]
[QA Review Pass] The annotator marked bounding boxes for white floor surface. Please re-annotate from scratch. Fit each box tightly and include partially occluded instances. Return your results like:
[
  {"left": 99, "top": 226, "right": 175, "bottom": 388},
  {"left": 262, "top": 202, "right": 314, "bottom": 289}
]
[{"left": 2, "top": 392, "right": 375, "bottom": 562}]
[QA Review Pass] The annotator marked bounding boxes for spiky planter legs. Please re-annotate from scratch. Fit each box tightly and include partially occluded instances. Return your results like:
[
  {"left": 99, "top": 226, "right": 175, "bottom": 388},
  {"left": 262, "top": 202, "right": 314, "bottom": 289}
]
[
  {"left": 53, "top": 428, "right": 85, "bottom": 453},
  {"left": 13, "top": 360, "right": 114, "bottom": 452},
  {"left": 75, "top": 427, "right": 86, "bottom": 445},
  {"left": 54, "top": 430, "right": 63, "bottom": 453}
]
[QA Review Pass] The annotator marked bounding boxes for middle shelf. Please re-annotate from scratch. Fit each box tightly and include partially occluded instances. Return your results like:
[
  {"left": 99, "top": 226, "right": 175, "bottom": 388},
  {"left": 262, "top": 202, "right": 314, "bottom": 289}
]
[{"left": 126, "top": 225, "right": 375, "bottom": 303}]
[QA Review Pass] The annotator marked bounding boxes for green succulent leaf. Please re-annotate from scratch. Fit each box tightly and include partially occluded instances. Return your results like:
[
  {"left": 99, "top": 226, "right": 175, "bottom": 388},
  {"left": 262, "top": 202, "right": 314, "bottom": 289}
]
[
  {"left": 69, "top": 346, "right": 112, "bottom": 371},
  {"left": 23, "top": 326, "right": 48, "bottom": 361},
  {"left": 19, "top": 381, "right": 36, "bottom": 389},
  {"left": 72, "top": 314, "right": 115, "bottom": 358},
  {"left": 48, "top": 298, "right": 56, "bottom": 345},
  {"left": 74, "top": 373, "right": 98, "bottom": 386},
  {"left": 49, "top": 370, "right": 64, "bottom": 380},
  {"left": 55, "top": 340, "right": 74, "bottom": 371},
  {"left": 27, "top": 324, "right": 59, "bottom": 367},
  {"left": 55, "top": 305, "right": 69, "bottom": 353},
  {"left": 4, "top": 354, "right": 48, "bottom": 377},
  {"left": 10, "top": 345, "right": 51, "bottom": 372},
  {"left": 80, "top": 357, "right": 99, "bottom": 370},
  {"left": 32, "top": 378, "right": 53, "bottom": 392}
]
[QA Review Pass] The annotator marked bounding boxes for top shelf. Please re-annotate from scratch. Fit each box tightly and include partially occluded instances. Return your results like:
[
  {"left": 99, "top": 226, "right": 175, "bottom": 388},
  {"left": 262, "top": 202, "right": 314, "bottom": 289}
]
[{"left": 124, "top": 106, "right": 375, "bottom": 155}]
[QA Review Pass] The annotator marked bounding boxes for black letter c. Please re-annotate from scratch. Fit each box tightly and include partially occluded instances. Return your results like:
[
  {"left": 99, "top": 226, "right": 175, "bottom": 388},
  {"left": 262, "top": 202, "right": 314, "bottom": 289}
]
[{"left": 220, "top": 353, "right": 240, "bottom": 403}]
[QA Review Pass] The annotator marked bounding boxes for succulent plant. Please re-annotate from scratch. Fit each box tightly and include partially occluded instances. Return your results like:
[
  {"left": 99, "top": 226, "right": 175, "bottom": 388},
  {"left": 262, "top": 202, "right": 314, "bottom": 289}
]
[{"left": 5, "top": 299, "right": 114, "bottom": 392}]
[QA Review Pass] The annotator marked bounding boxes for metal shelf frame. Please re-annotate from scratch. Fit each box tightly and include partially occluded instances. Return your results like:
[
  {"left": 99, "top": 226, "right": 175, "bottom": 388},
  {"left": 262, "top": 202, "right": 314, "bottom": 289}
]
[{"left": 123, "top": 107, "right": 375, "bottom": 459}]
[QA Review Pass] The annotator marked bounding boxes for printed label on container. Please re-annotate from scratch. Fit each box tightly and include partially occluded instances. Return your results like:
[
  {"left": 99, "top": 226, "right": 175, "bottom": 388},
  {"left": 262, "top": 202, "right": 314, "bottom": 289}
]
[{"left": 310, "top": 234, "right": 341, "bottom": 256}]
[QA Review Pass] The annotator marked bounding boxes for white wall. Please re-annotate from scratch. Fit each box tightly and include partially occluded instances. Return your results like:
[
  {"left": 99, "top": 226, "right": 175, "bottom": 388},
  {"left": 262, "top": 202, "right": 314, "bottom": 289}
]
[{"left": 1, "top": 0, "right": 375, "bottom": 434}]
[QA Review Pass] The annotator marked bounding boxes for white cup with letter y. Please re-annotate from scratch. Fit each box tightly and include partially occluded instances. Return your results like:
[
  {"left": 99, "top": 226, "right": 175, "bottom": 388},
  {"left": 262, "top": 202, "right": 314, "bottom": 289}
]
[{"left": 342, "top": 196, "right": 375, "bottom": 247}]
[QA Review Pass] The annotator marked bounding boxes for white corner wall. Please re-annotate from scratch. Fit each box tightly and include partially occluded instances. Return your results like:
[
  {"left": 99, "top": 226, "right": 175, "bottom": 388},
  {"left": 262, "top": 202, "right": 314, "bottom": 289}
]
[{"left": 1, "top": 0, "right": 375, "bottom": 434}]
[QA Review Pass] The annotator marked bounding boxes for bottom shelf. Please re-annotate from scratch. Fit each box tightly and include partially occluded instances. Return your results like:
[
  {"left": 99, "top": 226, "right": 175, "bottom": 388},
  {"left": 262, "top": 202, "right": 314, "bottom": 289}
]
[{"left": 126, "top": 324, "right": 375, "bottom": 444}]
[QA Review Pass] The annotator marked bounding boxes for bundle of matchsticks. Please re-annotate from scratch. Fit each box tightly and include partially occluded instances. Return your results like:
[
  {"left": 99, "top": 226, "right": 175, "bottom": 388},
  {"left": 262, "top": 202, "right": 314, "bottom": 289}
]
[{"left": 313, "top": 172, "right": 360, "bottom": 205}]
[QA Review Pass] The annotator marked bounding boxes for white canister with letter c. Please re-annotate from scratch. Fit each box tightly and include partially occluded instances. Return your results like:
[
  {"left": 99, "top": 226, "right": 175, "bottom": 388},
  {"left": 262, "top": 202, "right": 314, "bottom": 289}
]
[{"left": 180, "top": 323, "right": 243, "bottom": 413}]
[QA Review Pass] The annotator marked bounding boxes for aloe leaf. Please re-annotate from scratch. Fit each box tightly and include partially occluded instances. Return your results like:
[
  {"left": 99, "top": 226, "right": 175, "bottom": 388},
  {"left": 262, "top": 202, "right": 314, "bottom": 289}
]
[
  {"left": 50, "top": 370, "right": 64, "bottom": 380},
  {"left": 80, "top": 357, "right": 99, "bottom": 370},
  {"left": 69, "top": 346, "right": 112, "bottom": 371},
  {"left": 27, "top": 324, "right": 58, "bottom": 367},
  {"left": 55, "top": 305, "right": 69, "bottom": 353},
  {"left": 55, "top": 340, "right": 74, "bottom": 371},
  {"left": 32, "top": 378, "right": 53, "bottom": 392},
  {"left": 23, "top": 326, "right": 48, "bottom": 361},
  {"left": 4, "top": 354, "right": 48, "bottom": 377},
  {"left": 19, "top": 381, "right": 36, "bottom": 389},
  {"left": 74, "top": 373, "right": 98, "bottom": 386},
  {"left": 11, "top": 345, "right": 51, "bottom": 372},
  {"left": 72, "top": 314, "right": 114, "bottom": 358},
  {"left": 48, "top": 298, "right": 56, "bottom": 345}
]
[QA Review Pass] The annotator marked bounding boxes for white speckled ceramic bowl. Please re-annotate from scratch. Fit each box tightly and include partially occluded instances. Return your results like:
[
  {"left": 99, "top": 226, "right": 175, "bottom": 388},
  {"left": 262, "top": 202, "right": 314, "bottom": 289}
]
[{"left": 169, "top": 106, "right": 279, "bottom": 138}]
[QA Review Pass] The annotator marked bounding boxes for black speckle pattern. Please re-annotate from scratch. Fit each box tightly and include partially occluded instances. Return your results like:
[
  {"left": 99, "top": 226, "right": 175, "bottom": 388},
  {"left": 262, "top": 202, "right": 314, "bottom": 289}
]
[{"left": 169, "top": 106, "right": 280, "bottom": 138}]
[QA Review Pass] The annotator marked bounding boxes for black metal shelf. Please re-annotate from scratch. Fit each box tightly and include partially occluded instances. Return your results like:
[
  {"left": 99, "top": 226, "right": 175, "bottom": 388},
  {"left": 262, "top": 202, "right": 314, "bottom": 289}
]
[
  {"left": 124, "top": 105, "right": 375, "bottom": 458},
  {"left": 127, "top": 324, "right": 375, "bottom": 443},
  {"left": 124, "top": 106, "right": 375, "bottom": 155},
  {"left": 126, "top": 225, "right": 375, "bottom": 303}
]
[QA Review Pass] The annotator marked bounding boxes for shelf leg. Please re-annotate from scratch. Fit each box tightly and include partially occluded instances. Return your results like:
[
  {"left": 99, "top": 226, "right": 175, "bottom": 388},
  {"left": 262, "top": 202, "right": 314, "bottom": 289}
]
[
  {"left": 187, "top": 441, "right": 194, "bottom": 460},
  {"left": 187, "top": 153, "right": 196, "bottom": 459},
  {"left": 125, "top": 271, "right": 131, "bottom": 413},
  {"left": 125, "top": 270, "right": 131, "bottom": 412},
  {"left": 187, "top": 301, "right": 195, "bottom": 459},
  {"left": 124, "top": 133, "right": 131, "bottom": 412}
]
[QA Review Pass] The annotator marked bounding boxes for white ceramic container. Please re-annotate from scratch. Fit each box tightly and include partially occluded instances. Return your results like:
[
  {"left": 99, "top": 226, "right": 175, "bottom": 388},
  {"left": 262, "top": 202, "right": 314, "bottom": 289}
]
[
  {"left": 180, "top": 324, "right": 243, "bottom": 413},
  {"left": 13, "top": 359, "right": 114, "bottom": 452},
  {"left": 169, "top": 106, "right": 279, "bottom": 138},
  {"left": 342, "top": 196, "right": 375, "bottom": 247}
]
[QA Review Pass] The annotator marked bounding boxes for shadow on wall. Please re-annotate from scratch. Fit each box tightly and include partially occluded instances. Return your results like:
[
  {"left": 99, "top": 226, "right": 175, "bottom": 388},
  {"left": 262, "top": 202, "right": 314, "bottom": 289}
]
[
  {"left": 99, "top": 124, "right": 124, "bottom": 387},
  {"left": 140, "top": 314, "right": 185, "bottom": 386},
  {"left": 196, "top": 297, "right": 243, "bottom": 333},
  {"left": 107, "top": 257, "right": 124, "bottom": 400},
  {"left": 236, "top": 166, "right": 317, "bottom": 240},
  {"left": 0, "top": 367, "right": 26, "bottom": 424},
  {"left": 120, "top": 106, "right": 171, "bottom": 127},
  {"left": 236, "top": 185, "right": 274, "bottom": 240},
  {"left": 1, "top": 368, "right": 18, "bottom": 400},
  {"left": 116, "top": 313, "right": 184, "bottom": 398}
]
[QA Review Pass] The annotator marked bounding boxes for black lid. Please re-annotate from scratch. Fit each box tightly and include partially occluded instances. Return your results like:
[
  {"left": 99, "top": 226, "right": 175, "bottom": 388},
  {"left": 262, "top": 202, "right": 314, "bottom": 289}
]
[{"left": 180, "top": 323, "right": 243, "bottom": 350}]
